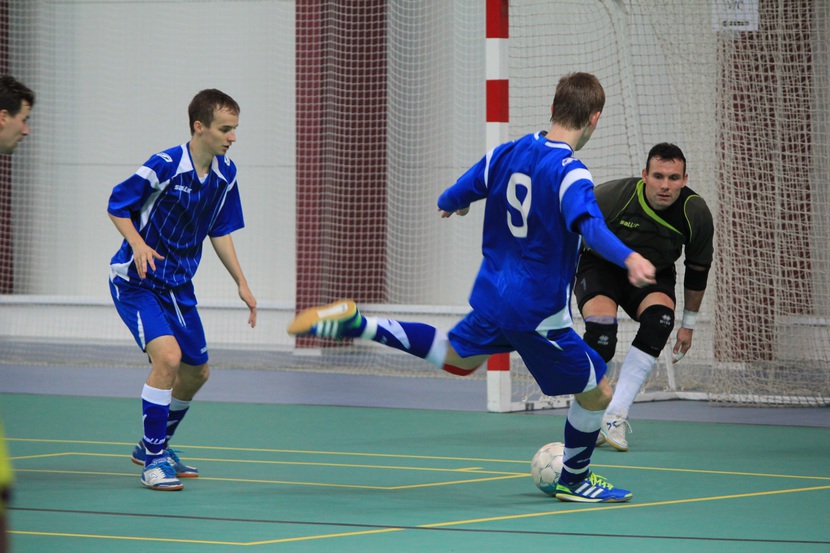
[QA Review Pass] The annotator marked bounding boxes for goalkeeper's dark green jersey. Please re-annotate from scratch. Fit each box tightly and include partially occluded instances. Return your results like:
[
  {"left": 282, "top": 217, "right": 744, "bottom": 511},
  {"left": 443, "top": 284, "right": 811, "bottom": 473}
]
[{"left": 591, "top": 177, "right": 714, "bottom": 271}]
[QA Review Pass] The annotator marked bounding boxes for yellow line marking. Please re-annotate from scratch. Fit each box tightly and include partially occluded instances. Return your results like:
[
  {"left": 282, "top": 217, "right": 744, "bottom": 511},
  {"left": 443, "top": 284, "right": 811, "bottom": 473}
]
[
  {"left": 6, "top": 438, "right": 525, "bottom": 464},
  {"left": 9, "top": 442, "right": 829, "bottom": 482},
  {"left": 418, "top": 484, "right": 830, "bottom": 527},
  {"left": 13, "top": 467, "right": 527, "bottom": 491},
  {"left": 11, "top": 484, "right": 830, "bottom": 546}
]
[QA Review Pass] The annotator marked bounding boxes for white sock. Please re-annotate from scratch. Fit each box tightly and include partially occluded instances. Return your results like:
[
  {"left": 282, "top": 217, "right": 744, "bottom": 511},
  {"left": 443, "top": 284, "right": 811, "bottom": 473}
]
[{"left": 606, "top": 346, "right": 656, "bottom": 418}]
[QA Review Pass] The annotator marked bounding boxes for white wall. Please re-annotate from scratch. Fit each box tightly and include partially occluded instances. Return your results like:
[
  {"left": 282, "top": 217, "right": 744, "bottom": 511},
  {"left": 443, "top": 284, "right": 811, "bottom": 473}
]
[{"left": 9, "top": 0, "right": 297, "bottom": 305}]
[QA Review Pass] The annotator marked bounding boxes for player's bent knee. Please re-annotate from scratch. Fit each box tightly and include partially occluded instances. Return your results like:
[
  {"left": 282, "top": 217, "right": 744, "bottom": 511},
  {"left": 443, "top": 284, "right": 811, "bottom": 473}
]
[
  {"left": 583, "top": 316, "right": 618, "bottom": 362},
  {"left": 632, "top": 304, "right": 675, "bottom": 357}
]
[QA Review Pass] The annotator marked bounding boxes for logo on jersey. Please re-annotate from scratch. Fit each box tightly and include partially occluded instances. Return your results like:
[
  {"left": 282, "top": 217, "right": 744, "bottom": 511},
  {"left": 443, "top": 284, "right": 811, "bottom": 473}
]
[
  {"left": 174, "top": 184, "right": 192, "bottom": 194},
  {"left": 619, "top": 220, "right": 639, "bottom": 228},
  {"left": 562, "top": 158, "right": 575, "bottom": 166},
  {"left": 155, "top": 152, "right": 173, "bottom": 163}
]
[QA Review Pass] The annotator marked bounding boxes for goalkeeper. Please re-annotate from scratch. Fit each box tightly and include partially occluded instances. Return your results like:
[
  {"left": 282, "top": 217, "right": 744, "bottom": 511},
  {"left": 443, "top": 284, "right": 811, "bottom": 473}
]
[{"left": 574, "top": 143, "right": 714, "bottom": 452}]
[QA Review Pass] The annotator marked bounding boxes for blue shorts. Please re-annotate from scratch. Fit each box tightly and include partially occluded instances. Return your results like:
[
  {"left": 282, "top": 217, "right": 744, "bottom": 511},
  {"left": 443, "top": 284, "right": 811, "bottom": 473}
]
[
  {"left": 109, "top": 277, "right": 209, "bottom": 366},
  {"left": 448, "top": 310, "right": 607, "bottom": 397}
]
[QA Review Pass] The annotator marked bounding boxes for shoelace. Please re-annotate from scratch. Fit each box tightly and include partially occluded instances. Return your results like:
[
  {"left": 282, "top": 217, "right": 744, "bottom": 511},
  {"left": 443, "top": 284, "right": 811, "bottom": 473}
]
[
  {"left": 588, "top": 473, "right": 614, "bottom": 489},
  {"left": 148, "top": 458, "right": 178, "bottom": 478},
  {"left": 166, "top": 449, "right": 183, "bottom": 463}
]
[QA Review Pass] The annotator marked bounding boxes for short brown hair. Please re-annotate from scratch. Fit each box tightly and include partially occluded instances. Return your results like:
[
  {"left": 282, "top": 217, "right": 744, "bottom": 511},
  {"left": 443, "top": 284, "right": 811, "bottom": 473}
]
[
  {"left": 550, "top": 72, "right": 605, "bottom": 130},
  {"left": 188, "top": 89, "right": 240, "bottom": 134},
  {"left": 646, "top": 142, "right": 687, "bottom": 175},
  {"left": 0, "top": 75, "right": 35, "bottom": 115}
]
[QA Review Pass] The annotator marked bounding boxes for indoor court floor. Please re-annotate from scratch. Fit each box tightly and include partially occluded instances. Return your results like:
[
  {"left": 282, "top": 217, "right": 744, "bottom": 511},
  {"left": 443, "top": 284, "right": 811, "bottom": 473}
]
[{"left": 1, "top": 363, "right": 829, "bottom": 552}]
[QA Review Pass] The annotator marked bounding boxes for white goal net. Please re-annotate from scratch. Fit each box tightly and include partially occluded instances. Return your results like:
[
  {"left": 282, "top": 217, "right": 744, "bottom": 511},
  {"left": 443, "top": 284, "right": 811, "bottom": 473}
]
[{"left": 1, "top": 0, "right": 828, "bottom": 409}]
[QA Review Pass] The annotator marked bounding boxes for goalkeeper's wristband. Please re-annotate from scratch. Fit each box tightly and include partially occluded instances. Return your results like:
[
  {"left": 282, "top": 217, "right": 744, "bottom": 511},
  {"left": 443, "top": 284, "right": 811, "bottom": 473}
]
[{"left": 681, "top": 310, "right": 698, "bottom": 330}]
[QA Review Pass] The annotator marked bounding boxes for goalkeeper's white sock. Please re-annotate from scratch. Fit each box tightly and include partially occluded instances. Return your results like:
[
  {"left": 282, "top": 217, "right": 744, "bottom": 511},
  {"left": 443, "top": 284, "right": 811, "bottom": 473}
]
[{"left": 606, "top": 346, "right": 656, "bottom": 418}]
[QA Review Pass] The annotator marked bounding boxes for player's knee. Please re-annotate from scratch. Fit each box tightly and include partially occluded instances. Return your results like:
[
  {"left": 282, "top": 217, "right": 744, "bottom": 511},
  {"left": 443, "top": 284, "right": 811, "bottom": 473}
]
[
  {"left": 583, "top": 316, "right": 618, "bottom": 363},
  {"left": 632, "top": 304, "right": 675, "bottom": 357}
]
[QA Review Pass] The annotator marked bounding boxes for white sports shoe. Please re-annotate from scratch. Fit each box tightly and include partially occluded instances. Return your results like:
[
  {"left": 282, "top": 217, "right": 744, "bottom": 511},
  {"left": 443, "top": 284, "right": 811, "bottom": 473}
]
[
  {"left": 600, "top": 414, "right": 632, "bottom": 452},
  {"left": 141, "top": 457, "right": 184, "bottom": 491}
]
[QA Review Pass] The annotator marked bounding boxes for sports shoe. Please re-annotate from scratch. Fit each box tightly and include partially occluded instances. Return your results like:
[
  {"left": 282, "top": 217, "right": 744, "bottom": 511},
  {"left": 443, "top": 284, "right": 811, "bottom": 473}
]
[
  {"left": 600, "top": 414, "right": 632, "bottom": 452},
  {"left": 554, "top": 472, "right": 633, "bottom": 503},
  {"left": 131, "top": 442, "right": 199, "bottom": 478},
  {"left": 287, "top": 300, "right": 361, "bottom": 339},
  {"left": 141, "top": 457, "right": 184, "bottom": 491}
]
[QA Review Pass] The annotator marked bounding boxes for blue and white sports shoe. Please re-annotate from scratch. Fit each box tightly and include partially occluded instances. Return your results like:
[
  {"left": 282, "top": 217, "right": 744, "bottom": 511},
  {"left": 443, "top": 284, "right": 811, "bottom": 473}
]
[
  {"left": 132, "top": 441, "right": 199, "bottom": 478},
  {"left": 141, "top": 457, "right": 184, "bottom": 491},
  {"left": 287, "top": 300, "right": 361, "bottom": 339},
  {"left": 554, "top": 472, "right": 633, "bottom": 503}
]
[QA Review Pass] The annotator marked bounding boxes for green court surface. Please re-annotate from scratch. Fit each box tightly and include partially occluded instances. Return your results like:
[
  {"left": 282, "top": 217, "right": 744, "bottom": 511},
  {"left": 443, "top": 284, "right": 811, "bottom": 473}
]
[{"left": 2, "top": 393, "right": 829, "bottom": 552}]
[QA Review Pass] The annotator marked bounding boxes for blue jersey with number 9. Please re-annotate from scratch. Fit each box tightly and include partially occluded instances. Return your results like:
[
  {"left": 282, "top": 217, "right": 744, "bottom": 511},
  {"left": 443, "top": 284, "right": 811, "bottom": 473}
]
[{"left": 438, "top": 132, "right": 606, "bottom": 332}]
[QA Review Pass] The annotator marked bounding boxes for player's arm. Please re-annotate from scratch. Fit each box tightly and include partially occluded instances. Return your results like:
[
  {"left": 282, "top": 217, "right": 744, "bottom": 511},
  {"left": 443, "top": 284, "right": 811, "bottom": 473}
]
[
  {"left": 107, "top": 213, "right": 163, "bottom": 279},
  {"left": 672, "top": 264, "right": 708, "bottom": 363},
  {"left": 210, "top": 234, "right": 257, "bottom": 328},
  {"left": 437, "top": 154, "right": 489, "bottom": 218}
]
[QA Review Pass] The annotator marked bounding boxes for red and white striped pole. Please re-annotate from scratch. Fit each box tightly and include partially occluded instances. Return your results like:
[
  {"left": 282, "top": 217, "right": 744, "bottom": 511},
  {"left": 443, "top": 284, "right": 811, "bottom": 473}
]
[{"left": 485, "top": 0, "right": 512, "bottom": 412}]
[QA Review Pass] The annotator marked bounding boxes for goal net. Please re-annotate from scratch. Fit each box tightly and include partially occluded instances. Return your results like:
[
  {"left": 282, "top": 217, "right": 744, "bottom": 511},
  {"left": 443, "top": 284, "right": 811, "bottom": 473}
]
[{"left": 1, "top": 0, "right": 828, "bottom": 409}]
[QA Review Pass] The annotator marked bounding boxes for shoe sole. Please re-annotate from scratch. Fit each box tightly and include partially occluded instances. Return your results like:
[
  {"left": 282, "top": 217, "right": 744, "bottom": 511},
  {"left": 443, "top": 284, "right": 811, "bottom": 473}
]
[
  {"left": 555, "top": 492, "right": 632, "bottom": 503},
  {"left": 603, "top": 436, "right": 629, "bottom": 452},
  {"left": 132, "top": 455, "right": 199, "bottom": 478},
  {"left": 141, "top": 479, "right": 184, "bottom": 491},
  {"left": 287, "top": 300, "right": 356, "bottom": 336}
]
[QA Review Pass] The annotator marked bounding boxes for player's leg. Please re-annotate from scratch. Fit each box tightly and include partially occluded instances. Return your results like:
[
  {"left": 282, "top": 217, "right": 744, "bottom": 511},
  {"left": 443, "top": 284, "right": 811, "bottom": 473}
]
[
  {"left": 574, "top": 253, "right": 624, "bottom": 364},
  {"left": 110, "top": 278, "right": 184, "bottom": 490},
  {"left": 153, "top": 304, "right": 210, "bottom": 478},
  {"left": 603, "top": 291, "right": 675, "bottom": 452},
  {"left": 139, "top": 335, "right": 185, "bottom": 490},
  {"left": 511, "top": 329, "right": 632, "bottom": 503},
  {"left": 287, "top": 300, "right": 490, "bottom": 375},
  {"left": 580, "top": 295, "right": 619, "bottom": 363}
]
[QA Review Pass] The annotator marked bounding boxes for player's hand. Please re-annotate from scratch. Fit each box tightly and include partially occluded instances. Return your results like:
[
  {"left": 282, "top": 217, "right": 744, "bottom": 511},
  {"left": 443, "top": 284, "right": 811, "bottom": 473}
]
[
  {"left": 439, "top": 206, "right": 470, "bottom": 218},
  {"left": 624, "top": 252, "right": 656, "bottom": 288},
  {"left": 132, "top": 242, "right": 164, "bottom": 279},
  {"left": 672, "top": 327, "right": 694, "bottom": 363},
  {"left": 239, "top": 283, "right": 257, "bottom": 328}
]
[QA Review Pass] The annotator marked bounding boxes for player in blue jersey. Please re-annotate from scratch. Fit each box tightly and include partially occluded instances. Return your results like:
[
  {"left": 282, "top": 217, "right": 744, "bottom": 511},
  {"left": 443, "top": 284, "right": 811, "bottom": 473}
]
[
  {"left": 287, "top": 72, "right": 655, "bottom": 503},
  {"left": 108, "top": 89, "right": 257, "bottom": 491},
  {"left": 0, "top": 73, "right": 35, "bottom": 553}
]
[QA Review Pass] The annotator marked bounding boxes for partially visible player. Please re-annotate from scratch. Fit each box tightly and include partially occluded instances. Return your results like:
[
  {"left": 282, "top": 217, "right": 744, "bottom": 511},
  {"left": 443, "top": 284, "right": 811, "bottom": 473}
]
[
  {"left": 574, "top": 143, "right": 714, "bottom": 451},
  {"left": 0, "top": 420, "right": 11, "bottom": 553},
  {"left": 0, "top": 73, "right": 35, "bottom": 553},
  {"left": 0, "top": 74, "right": 34, "bottom": 154},
  {"left": 288, "top": 72, "right": 655, "bottom": 503},
  {"left": 108, "top": 89, "right": 257, "bottom": 491}
]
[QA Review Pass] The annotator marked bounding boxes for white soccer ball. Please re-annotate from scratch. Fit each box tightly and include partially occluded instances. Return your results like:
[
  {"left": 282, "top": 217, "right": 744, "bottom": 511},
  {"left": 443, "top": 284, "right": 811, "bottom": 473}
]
[{"left": 530, "top": 441, "right": 564, "bottom": 495}]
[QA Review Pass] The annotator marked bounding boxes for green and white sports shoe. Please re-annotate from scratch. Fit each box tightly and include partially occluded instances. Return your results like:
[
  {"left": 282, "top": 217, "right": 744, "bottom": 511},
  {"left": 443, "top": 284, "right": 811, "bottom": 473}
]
[
  {"left": 554, "top": 472, "right": 632, "bottom": 503},
  {"left": 287, "top": 300, "right": 362, "bottom": 339}
]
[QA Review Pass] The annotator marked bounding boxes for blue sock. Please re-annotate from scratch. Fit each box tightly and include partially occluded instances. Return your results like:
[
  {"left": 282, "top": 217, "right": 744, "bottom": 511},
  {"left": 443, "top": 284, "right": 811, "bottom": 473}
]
[
  {"left": 363, "top": 318, "right": 440, "bottom": 359},
  {"left": 141, "top": 385, "right": 171, "bottom": 465},
  {"left": 559, "top": 401, "right": 604, "bottom": 485}
]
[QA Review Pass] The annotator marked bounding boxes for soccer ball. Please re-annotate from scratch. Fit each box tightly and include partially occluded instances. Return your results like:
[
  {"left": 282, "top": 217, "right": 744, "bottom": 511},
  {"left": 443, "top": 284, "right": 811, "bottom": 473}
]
[{"left": 530, "top": 441, "right": 564, "bottom": 495}]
